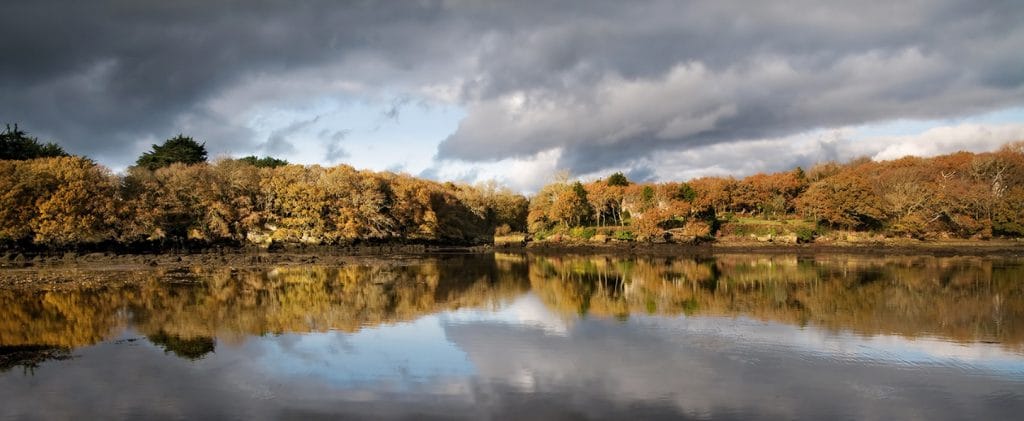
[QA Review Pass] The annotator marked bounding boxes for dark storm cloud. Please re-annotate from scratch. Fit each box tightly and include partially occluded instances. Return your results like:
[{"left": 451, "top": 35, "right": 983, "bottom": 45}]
[
  {"left": 437, "top": 1, "right": 1024, "bottom": 175},
  {"left": 0, "top": 0, "right": 464, "bottom": 165},
  {"left": 2, "top": 1, "right": 1023, "bottom": 173}
]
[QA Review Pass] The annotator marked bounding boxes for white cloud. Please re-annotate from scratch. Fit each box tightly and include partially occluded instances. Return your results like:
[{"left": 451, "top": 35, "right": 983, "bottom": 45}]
[
  {"left": 567, "top": 121, "right": 1024, "bottom": 187},
  {"left": 868, "top": 124, "right": 1024, "bottom": 161},
  {"left": 425, "top": 148, "right": 563, "bottom": 193}
]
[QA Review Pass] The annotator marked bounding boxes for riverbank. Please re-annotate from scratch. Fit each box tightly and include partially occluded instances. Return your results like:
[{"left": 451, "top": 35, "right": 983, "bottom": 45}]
[
  {"left": 502, "top": 237, "right": 1024, "bottom": 257},
  {"left": 3, "top": 238, "right": 1022, "bottom": 270},
  {"left": 0, "top": 249, "right": 500, "bottom": 292},
  {"left": 2, "top": 238, "right": 1023, "bottom": 290},
  {"left": 0, "top": 244, "right": 492, "bottom": 289}
]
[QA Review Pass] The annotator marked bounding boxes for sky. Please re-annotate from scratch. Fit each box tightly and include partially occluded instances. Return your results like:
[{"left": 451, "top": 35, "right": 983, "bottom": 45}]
[{"left": 2, "top": 0, "right": 1023, "bottom": 192}]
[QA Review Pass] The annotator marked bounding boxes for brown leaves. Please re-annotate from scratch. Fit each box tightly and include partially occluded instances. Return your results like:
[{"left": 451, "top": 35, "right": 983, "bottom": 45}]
[
  {"left": 0, "top": 157, "right": 118, "bottom": 245},
  {"left": 0, "top": 156, "right": 527, "bottom": 248},
  {"left": 797, "top": 171, "right": 886, "bottom": 229}
]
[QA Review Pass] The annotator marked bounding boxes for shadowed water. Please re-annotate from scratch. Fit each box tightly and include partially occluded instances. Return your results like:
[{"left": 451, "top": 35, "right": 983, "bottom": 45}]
[{"left": 1, "top": 253, "right": 1023, "bottom": 420}]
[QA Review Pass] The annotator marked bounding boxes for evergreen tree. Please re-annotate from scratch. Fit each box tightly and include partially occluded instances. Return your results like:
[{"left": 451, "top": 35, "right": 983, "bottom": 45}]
[
  {"left": 136, "top": 135, "right": 207, "bottom": 170},
  {"left": 607, "top": 172, "right": 630, "bottom": 186},
  {"left": 238, "top": 155, "right": 288, "bottom": 168},
  {"left": 0, "top": 124, "right": 69, "bottom": 160}
]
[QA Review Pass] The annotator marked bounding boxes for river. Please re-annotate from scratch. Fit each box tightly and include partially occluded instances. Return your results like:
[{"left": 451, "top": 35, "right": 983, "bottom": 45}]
[{"left": 1, "top": 253, "right": 1022, "bottom": 419}]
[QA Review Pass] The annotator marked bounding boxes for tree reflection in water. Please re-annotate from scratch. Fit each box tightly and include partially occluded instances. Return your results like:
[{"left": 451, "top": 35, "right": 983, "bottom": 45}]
[
  {"left": 0, "top": 345, "right": 72, "bottom": 374},
  {"left": 0, "top": 253, "right": 1021, "bottom": 359}
]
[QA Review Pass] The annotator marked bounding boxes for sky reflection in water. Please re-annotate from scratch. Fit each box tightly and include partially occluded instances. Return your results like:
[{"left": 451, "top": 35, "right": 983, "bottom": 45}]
[{"left": 1, "top": 253, "right": 1023, "bottom": 420}]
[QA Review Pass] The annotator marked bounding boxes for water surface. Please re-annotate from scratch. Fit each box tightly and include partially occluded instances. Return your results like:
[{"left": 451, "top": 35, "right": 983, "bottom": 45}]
[{"left": 2, "top": 253, "right": 1023, "bottom": 419}]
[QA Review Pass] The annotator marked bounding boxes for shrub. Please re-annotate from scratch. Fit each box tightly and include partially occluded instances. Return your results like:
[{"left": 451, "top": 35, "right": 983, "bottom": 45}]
[
  {"left": 612, "top": 230, "right": 635, "bottom": 241},
  {"left": 794, "top": 226, "right": 816, "bottom": 243},
  {"left": 533, "top": 228, "right": 553, "bottom": 242},
  {"left": 569, "top": 226, "right": 597, "bottom": 240},
  {"left": 494, "top": 224, "right": 513, "bottom": 236},
  {"left": 682, "top": 220, "right": 713, "bottom": 238}
]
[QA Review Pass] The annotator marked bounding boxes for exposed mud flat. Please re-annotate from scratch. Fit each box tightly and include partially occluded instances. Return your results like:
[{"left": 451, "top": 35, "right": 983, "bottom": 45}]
[
  {"left": 2, "top": 239, "right": 1022, "bottom": 290},
  {"left": 0, "top": 245, "right": 488, "bottom": 290},
  {"left": 503, "top": 238, "right": 1024, "bottom": 257}
]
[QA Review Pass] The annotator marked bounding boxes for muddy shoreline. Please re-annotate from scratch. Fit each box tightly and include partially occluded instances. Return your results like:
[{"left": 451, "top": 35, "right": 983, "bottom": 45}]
[
  {"left": 2, "top": 240, "right": 1021, "bottom": 290},
  {"left": 2, "top": 240, "right": 1022, "bottom": 269},
  {"left": 511, "top": 239, "right": 1024, "bottom": 257}
]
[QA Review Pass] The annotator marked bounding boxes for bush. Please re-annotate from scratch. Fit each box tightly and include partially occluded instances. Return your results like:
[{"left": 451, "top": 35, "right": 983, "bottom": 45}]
[
  {"left": 569, "top": 226, "right": 597, "bottom": 240},
  {"left": 794, "top": 226, "right": 816, "bottom": 243},
  {"left": 612, "top": 230, "right": 635, "bottom": 241},
  {"left": 682, "top": 220, "right": 713, "bottom": 238},
  {"left": 494, "top": 224, "right": 513, "bottom": 236},
  {"left": 533, "top": 228, "right": 553, "bottom": 242}
]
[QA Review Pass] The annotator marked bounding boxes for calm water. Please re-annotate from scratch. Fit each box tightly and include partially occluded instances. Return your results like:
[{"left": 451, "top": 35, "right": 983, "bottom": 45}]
[{"left": 2, "top": 253, "right": 1023, "bottom": 420}]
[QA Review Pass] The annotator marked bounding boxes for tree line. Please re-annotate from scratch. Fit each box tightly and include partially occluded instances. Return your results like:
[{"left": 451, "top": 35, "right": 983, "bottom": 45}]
[
  {"left": 528, "top": 142, "right": 1024, "bottom": 240},
  {"left": 3, "top": 123, "right": 1023, "bottom": 248},
  {"left": 0, "top": 126, "right": 527, "bottom": 249}
]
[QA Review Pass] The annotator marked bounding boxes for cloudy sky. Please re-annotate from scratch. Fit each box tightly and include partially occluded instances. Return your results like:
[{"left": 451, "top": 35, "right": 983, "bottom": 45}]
[{"left": 3, "top": 1, "right": 1023, "bottom": 191}]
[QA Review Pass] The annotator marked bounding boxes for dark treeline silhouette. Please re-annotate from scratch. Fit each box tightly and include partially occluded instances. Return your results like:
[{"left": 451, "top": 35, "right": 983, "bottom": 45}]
[
  {"left": 0, "top": 125, "right": 68, "bottom": 160},
  {"left": 0, "top": 129, "right": 527, "bottom": 250},
  {"left": 530, "top": 143, "right": 1024, "bottom": 241}
]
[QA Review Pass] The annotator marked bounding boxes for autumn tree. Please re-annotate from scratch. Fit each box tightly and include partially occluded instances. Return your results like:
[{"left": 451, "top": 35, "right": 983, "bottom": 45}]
[
  {"left": 551, "top": 181, "right": 592, "bottom": 227},
  {"left": 450, "top": 180, "right": 529, "bottom": 234},
  {"left": 992, "top": 143, "right": 1024, "bottom": 236},
  {"left": 585, "top": 179, "right": 627, "bottom": 226},
  {"left": 30, "top": 158, "right": 118, "bottom": 245},
  {"left": 527, "top": 184, "right": 557, "bottom": 233},
  {"left": 689, "top": 177, "right": 736, "bottom": 216},
  {"left": 430, "top": 182, "right": 490, "bottom": 242},
  {"left": 797, "top": 171, "right": 885, "bottom": 229},
  {"left": 261, "top": 165, "right": 330, "bottom": 243},
  {"left": 528, "top": 180, "right": 593, "bottom": 232},
  {"left": 0, "top": 157, "right": 116, "bottom": 246},
  {"left": 806, "top": 161, "right": 842, "bottom": 182},
  {"left": 329, "top": 169, "right": 397, "bottom": 240},
  {"left": 491, "top": 190, "right": 530, "bottom": 233},
  {"left": 623, "top": 183, "right": 695, "bottom": 236},
  {"left": 210, "top": 159, "right": 268, "bottom": 237},
  {"left": 731, "top": 170, "right": 806, "bottom": 218},
  {"left": 119, "top": 163, "right": 240, "bottom": 244},
  {"left": 0, "top": 160, "right": 42, "bottom": 242}
]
